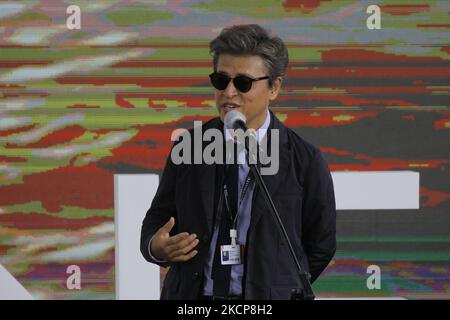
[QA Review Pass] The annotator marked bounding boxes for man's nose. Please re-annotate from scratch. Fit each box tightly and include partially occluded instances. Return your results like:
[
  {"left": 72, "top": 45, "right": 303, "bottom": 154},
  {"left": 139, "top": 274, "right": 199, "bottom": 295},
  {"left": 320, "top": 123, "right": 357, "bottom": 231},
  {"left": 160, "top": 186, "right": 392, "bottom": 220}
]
[{"left": 223, "top": 79, "right": 238, "bottom": 97}]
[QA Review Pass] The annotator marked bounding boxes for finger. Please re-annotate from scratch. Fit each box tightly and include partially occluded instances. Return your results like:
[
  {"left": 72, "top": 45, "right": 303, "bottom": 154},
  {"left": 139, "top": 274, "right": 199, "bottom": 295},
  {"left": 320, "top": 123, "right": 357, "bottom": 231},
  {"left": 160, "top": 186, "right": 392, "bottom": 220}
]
[
  {"left": 161, "top": 217, "right": 175, "bottom": 233},
  {"left": 171, "top": 249, "right": 198, "bottom": 262},
  {"left": 166, "top": 233, "right": 197, "bottom": 251},
  {"left": 169, "top": 238, "right": 199, "bottom": 258},
  {"left": 165, "top": 232, "right": 190, "bottom": 246}
]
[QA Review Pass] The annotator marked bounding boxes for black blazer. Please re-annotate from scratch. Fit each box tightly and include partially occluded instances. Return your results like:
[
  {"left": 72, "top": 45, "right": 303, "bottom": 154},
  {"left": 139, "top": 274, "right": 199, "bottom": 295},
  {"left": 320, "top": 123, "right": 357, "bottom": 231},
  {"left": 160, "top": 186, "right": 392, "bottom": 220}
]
[{"left": 141, "top": 111, "right": 336, "bottom": 300}]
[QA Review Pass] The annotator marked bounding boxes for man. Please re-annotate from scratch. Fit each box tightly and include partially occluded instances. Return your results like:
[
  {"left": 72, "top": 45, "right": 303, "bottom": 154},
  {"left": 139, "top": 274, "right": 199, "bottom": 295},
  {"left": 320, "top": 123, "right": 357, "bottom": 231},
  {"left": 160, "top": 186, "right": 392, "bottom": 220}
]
[{"left": 140, "top": 24, "right": 336, "bottom": 300}]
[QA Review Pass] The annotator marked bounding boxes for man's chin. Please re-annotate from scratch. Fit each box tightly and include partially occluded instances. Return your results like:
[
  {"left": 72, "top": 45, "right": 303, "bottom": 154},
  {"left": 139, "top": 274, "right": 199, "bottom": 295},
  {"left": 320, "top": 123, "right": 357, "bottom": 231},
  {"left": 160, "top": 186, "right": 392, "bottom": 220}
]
[
  {"left": 223, "top": 107, "right": 243, "bottom": 116},
  {"left": 218, "top": 107, "right": 245, "bottom": 124}
]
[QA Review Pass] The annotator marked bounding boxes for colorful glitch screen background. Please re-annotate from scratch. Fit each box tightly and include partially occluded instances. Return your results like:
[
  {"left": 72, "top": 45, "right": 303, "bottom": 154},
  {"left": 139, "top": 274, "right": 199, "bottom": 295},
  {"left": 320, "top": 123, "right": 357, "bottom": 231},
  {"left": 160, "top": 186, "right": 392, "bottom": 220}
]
[{"left": 0, "top": 0, "right": 449, "bottom": 299}]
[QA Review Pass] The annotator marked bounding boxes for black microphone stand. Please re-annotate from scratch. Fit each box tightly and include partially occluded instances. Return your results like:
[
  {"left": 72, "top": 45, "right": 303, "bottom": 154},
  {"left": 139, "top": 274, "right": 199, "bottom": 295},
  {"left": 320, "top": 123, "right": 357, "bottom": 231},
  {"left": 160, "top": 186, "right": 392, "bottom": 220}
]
[{"left": 244, "top": 134, "right": 315, "bottom": 300}]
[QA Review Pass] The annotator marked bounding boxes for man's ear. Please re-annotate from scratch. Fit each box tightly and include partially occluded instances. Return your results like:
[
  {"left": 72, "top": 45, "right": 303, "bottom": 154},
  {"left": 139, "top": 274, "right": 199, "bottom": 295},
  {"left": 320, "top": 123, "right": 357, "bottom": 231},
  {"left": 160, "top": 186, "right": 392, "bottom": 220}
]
[{"left": 269, "top": 77, "right": 283, "bottom": 101}]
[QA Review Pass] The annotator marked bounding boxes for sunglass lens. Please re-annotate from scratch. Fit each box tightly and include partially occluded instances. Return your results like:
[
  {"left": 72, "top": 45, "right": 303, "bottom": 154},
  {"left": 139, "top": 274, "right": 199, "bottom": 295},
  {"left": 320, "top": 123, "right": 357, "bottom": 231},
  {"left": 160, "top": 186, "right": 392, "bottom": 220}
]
[
  {"left": 234, "top": 76, "right": 252, "bottom": 93},
  {"left": 210, "top": 73, "right": 230, "bottom": 90}
]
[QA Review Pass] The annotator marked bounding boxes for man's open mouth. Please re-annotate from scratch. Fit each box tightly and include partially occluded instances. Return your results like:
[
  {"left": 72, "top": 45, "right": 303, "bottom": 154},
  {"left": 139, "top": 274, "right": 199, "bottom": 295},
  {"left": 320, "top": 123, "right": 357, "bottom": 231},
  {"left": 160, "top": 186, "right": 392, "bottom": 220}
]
[{"left": 222, "top": 103, "right": 240, "bottom": 112}]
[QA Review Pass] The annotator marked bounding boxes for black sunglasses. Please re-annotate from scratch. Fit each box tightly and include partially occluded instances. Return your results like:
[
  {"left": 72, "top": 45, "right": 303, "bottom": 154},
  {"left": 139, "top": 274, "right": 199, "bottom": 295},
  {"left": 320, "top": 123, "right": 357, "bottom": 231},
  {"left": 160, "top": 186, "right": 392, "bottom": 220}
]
[{"left": 209, "top": 72, "right": 269, "bottom": 93}]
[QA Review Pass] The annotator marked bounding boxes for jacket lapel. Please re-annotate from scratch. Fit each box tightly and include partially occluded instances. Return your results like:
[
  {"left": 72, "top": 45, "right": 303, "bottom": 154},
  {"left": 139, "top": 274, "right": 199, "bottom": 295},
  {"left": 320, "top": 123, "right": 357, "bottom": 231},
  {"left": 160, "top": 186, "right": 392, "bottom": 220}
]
[
  {"left": 249, "top": 111, "right": 290, "bottom": 231},
  {"left": 198, "top": 118, "right": 224, "bottom": 233},
  {"left": 198, "top": 162, "right": 216, "bottom": 232}
]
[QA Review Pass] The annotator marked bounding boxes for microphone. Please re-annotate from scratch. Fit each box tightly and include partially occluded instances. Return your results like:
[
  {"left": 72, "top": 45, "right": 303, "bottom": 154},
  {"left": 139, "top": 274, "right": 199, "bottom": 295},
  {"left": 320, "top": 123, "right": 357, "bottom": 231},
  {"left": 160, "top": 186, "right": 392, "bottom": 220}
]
[
  {"left": 224, "top": 110, "right": 259, "bottom": 165},
  {"left": 224, "top": 110, "right": 247, "bottom": 131}
]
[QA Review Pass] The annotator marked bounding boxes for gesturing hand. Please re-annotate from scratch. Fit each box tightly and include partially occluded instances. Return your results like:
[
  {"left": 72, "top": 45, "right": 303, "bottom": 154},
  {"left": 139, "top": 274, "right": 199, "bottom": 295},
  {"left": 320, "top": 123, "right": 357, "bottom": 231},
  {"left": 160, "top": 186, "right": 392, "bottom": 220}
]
[{"left": 150, "top": 217, "right": 199, "bottom": 262}]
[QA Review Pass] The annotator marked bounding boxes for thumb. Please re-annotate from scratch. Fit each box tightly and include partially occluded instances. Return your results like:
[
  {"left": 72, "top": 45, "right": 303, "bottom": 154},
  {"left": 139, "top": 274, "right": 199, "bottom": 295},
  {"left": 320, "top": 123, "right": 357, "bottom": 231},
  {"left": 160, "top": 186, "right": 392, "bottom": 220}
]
[{"left": 161, "top": 217, "right": 175, "bottom": 233}]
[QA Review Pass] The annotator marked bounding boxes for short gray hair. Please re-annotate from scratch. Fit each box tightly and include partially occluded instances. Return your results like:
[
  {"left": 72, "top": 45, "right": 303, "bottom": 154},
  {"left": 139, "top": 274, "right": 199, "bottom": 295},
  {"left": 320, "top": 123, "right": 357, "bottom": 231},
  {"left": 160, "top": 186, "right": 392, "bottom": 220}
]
[{"left": 209, "top": 24, "right": 289, "bottom": 87}]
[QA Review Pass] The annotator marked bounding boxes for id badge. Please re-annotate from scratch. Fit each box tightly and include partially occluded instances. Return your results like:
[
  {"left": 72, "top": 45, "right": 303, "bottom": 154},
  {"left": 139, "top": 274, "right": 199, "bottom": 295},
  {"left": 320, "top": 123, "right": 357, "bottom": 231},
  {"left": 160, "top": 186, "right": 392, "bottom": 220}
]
[{"left": 220, "top": 245, "right": 242, "bottom": 265}]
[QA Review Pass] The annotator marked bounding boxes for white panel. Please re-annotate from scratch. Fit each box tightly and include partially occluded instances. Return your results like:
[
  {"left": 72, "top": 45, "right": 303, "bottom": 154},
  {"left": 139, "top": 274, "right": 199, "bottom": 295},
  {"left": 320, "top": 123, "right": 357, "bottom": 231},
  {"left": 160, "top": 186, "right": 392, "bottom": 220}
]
[
  {"left": 331, "top": 171, "right": 419, "bottom": 210},
  {"left": 0, "top": 264, "right": 33, "bottom": 300},
  {"left": 114, "top": 174, "right": 161, "bottom": 300}
]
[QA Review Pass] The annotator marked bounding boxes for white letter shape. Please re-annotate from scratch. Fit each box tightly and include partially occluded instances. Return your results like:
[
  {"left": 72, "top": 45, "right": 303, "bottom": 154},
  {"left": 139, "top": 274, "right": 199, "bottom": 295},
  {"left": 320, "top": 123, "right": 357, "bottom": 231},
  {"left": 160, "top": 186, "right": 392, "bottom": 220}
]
[
  {"left": 366, "top": 264, "right": 381, "bottom": 290},
  {"left": 66, "top": 5, "right": 81, "bottom": 30},
  {"left": 366, "top": 5, "right": 381, "bottom": 30},
  {"left": 66, "top": 265, "right": 81, "bottom": 290}
]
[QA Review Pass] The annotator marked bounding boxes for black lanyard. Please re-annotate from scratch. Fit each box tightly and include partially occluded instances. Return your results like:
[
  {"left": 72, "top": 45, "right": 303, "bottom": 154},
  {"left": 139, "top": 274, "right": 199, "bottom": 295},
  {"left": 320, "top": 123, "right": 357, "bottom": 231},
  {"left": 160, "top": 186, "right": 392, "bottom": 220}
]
[{"left": 223, "top": 168, "right": 253, "bottom": 229}]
